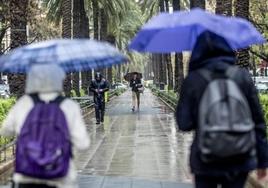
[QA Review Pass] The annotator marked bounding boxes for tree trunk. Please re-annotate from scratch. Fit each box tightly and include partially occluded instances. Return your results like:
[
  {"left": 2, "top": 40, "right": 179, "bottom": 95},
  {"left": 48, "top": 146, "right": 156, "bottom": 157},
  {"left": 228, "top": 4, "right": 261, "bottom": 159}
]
[
  {"left": 164, "top": 0, "right": 173, "bottom": 90},
  {"left": 172, "top": 0, "right": 184, "bottom": 93},
  {"left": 175, "top": 53, "right": 184, "bottom": 93},
  {"left": 106, "top": 34, "right": 116, "bottom": 84},
  {"left": 235, "top": 0, "right": 250, "bottom": 68},
  {"left": 216, "top": 0, "right": 232, "bottom": 15},
  {"left": 190, "top": 0, "right": 206, "bottom": 9},
  {"left": 79, "top": 0, "right": 91, "bottom": 93},
  {"left": 92, "top": 0, "right": 99, "bottom": 40},
  {"left": 158, "top": 0, "right": 167, "bottom": 86},
  {"left": 9, "top": 0, "right": 28, "bottom": 97},
  {"left": 72, "top": 0, "right": 81, "bottom": 97},
  {"left": 99, "top": 8, "right": 107, "bottom": 78},
  {"left": 166, "top": 54, "right": 173, "bottom": 90},
  {"left": 62, "top": 0, "right": 72, "bottom": 97}
]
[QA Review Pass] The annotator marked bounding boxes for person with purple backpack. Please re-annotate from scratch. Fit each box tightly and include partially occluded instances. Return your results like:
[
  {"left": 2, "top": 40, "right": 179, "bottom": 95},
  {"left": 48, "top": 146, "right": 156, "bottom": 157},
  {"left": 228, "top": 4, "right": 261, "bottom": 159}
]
[{"left": 0, "top": 64, "right": 90, "bottom": 188}]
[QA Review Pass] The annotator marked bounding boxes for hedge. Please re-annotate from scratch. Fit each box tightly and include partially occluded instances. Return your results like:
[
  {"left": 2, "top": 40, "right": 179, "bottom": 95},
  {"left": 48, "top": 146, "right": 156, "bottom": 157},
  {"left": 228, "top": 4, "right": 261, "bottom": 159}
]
[{"left": 0, "top": 98, "right": 16, "bottom": 123}]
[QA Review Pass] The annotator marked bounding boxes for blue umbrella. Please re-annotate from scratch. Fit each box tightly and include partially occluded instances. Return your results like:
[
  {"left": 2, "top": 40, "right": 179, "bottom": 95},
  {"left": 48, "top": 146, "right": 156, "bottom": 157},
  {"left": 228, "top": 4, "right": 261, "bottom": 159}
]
[
  {"left": 129, "top": 8, "right": 266, "bottom": 53},
  {"left": 0, "top": 39, "right": 128, "bottom": 73}
]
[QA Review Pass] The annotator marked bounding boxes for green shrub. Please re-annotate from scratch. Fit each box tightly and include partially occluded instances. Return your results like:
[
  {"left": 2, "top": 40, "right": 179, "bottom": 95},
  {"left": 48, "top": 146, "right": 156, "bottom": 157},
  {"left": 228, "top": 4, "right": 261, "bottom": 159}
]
[
  {"left": 70, "top": 90, "right": 77, "bottom": 97},
  {"left": 0, "top": 98, "right": 16, "bottom": 123},
  {"left": 260, "top": 95, "right": 268, "bottom": 130},
  {"left": 80, "top": 89, "right": 86, "bottom": 97}
]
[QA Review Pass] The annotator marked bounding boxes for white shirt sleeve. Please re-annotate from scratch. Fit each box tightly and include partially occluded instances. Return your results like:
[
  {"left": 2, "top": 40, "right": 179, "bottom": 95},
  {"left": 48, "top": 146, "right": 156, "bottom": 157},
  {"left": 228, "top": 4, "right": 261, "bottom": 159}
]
[
  {"left": 0, "top": 96, "right": 33, "bottom": 137},
  {"left": 61, "top": 99, "right": 90, "bottom": 151}
]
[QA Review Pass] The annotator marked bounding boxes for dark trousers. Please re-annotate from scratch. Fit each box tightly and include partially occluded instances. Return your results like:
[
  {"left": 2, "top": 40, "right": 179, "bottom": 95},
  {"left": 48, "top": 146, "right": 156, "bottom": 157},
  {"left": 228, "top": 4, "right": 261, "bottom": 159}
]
[
  {"left": 195, "top": 173, "right": 248, "bottom": 188},
  {"left": 12, "top": 183, "right": 56, "bottom": 188},
  {"left": 94, "top": 97, "right": 105, "bottom": 122}
]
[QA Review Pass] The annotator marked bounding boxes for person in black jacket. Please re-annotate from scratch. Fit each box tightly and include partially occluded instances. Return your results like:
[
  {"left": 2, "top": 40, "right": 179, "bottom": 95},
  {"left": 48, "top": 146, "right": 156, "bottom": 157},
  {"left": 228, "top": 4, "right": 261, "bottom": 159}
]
[
  {"left": 129, "top": 73, "right": 142, "bottom": 111},
  {"left": 89, "top": 72, "right": 109, "bottom": 124},
  {"left": 176, "top": 31, "right": 268, "bottom": 188}
]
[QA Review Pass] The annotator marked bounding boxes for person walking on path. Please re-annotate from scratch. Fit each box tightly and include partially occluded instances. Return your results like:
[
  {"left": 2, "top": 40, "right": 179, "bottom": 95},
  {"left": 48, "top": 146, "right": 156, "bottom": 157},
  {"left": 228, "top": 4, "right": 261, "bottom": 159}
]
[
  {"left": 129, "top": 73, "right": 143, "bottom": 111},
  {"left": 89, "top": 72, "right": 109, "bottom": 124},
  {"left": 0, "top": 64, "right": 90, "bottom": 188},
  {"left": 176, "top": 31, "right": 268, "bottom": 188}
]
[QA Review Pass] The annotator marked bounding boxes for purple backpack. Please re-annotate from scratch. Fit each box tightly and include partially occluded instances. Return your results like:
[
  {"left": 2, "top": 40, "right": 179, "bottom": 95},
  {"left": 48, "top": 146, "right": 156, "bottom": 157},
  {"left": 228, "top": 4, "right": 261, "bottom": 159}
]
[{"left": 15, "top": 94, "right": 72, "bottom": 179}]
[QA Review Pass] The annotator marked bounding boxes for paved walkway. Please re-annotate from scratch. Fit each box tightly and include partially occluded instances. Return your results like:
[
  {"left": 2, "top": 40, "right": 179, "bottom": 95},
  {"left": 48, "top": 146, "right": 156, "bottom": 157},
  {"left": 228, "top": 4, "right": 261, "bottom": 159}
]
[
  {"left": 75, "top": 89, "right": 193, "bottom": 187},
  {"left": 0, "top": 89, "right": 193, "bottom": 188}
]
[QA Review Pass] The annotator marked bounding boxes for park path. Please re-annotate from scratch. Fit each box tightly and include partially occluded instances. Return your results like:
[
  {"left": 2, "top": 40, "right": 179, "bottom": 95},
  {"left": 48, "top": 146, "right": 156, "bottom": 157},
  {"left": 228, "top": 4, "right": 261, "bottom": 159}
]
[{"left": 75, "top": 89, "right": 193, "bottom": 188}]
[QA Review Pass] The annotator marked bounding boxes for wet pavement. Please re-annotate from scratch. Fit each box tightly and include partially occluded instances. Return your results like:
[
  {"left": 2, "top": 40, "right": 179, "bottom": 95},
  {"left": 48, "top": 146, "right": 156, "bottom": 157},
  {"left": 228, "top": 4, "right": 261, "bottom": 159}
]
[
  {"left": 0, "top": 89, "right": 193, "bottom": 187},
  {"left": 75, "top": 89, "right": 193, "bottom": 187}
]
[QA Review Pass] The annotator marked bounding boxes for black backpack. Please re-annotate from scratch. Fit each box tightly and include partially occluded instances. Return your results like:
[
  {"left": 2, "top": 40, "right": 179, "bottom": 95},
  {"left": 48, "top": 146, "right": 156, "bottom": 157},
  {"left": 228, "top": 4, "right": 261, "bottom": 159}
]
[{"left": 198, "top": 66, "right": 256, "bottom": 163}]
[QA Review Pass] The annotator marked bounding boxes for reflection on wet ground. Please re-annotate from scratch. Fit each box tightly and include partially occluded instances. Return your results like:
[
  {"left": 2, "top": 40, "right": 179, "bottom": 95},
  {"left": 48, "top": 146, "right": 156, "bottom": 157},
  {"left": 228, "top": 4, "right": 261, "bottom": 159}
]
[
  {"left": 0, "top": 89, "right": 193, "bottom": 187},
  {"left": 75, "top": 89, "right": 193, "bottom": 185}
]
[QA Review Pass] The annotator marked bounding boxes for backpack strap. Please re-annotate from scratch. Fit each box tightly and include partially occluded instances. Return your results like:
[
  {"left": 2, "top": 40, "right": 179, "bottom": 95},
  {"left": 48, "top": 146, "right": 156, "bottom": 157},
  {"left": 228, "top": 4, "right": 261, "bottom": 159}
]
[
  {"left": 225, "top": 66, "right": 239, "bottom": 80},
  {"left": 29, "top": 94, "right": 44, "bottom": 104},
  {"left": 52, "top": 96, "right": 65, "bottom": 104},
  {"left": 198, "top": 69, "right": 213, "bottom": 82},
  {"left": 29, "top": 94, "right": 65, "bottom": 104}
]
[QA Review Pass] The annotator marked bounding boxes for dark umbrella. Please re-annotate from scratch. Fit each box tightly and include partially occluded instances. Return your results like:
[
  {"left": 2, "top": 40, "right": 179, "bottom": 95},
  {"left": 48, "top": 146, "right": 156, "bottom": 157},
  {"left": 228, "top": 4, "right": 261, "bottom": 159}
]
[{"left": 124, "top": 72, "right": 142, "bottom": 81}]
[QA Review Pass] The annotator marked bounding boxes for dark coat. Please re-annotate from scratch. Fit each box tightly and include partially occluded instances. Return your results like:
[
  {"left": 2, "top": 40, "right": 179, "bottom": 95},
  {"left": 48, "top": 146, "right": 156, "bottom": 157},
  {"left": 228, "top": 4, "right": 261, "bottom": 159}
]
[
  {"left": 129, "top": 78, "right": 142, "bottom": 92},
  {"left": 176, "top": 31, "right": 268, "bottom": 175},
  {"left": 89, "top": 79, "right": 109, "bottom": 102}
]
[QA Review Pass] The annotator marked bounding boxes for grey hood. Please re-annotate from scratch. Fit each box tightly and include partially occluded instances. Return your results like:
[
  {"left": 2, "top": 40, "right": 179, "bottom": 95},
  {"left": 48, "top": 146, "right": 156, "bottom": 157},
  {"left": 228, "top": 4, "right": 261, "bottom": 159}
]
[{"left": 25, "top": 64, "right": 66, "bottom": 94}]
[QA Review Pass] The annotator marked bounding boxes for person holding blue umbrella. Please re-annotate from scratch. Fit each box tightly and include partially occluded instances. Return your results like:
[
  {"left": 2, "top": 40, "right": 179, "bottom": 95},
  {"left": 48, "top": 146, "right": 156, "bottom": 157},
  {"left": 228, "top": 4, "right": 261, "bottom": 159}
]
[
  {"left": 0, "top": 38, "right": 128, "bottom": 188},
  {"left": 129, "top": 8, "right": 268, "bottom": 188},
  {"left": 176, "top": 31, "right": 268, "bottom": 188}
]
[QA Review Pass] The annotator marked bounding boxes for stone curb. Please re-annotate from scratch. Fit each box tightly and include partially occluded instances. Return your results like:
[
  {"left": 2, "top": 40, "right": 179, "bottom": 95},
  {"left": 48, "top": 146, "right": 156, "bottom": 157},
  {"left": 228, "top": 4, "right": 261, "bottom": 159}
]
[{"left": 0, "top": 160, "right": 14, "bottom": 175}]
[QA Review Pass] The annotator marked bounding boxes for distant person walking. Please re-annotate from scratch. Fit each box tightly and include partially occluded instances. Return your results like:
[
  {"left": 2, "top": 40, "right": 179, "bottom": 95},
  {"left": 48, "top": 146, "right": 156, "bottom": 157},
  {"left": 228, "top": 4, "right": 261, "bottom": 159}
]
[
  {"left": 176, "top": 31, "right": 268, "bottom": 188},
  {"left": 89, "top": 72, "right": 109, "bottom": 124},
  {"left": 0, "top": 64, "right": 90, "bottom": 188},
  {"left": 129, "top": 73, "right": 143, "bottom": 111}
]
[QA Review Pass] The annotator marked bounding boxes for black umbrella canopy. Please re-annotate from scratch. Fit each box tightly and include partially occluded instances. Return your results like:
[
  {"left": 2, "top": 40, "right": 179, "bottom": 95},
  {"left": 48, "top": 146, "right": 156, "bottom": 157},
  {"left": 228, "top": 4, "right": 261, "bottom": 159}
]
[{"left": 124, "top": 72, "right": 142, "bottom": 81}]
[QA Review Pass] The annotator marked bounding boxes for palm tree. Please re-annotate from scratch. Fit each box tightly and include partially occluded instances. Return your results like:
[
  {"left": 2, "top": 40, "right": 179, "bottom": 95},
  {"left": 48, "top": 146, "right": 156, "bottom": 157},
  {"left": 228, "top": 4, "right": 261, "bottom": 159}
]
[
  {"left": 73, "top": 0, "right": 81, "bottom": 97},
  {"left": 235, "top": 0, "right": 250, "bottom": 68},
  {"left": 172, "top": 0, "right": 184, "bottom": 94},
  {"left": 159, "top": 0, "right": 167, "bottom": 86},
  {"left": 72, "top": 0, "right": 91, "bottom": 96},
  {"left": 216, "top": 0, "right": 232, "bottom": 15},
  {"left": 164, "top": 0, "right": 174, "bottom": 90},
  {"left": 62, "top": 0, "right": 72, "bottom": 97},
  {"left": 99, "top": 8, "right": 108, "bottom": 77},
  {"left": 190, "top": 0, "right": 206, "bottom": 9},
  {"left": 92, "top": 0, "right": 99, "bottom": 40},
  {"left": 80, "top": 0, "right": 91, "bottom": 92},
  {"left": 9, "top": 0, "right": 28, "bottom": 97}
]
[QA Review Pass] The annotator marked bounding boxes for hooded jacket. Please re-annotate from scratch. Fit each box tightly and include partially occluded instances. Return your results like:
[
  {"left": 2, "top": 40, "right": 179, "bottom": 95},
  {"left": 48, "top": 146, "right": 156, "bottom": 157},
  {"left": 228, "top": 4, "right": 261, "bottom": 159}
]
[
  {"left": 176, "top": 31, "right": 268, "bottom": 175},
  {"left": 0, "top": 64, "right": 90, "bottom": 188}
]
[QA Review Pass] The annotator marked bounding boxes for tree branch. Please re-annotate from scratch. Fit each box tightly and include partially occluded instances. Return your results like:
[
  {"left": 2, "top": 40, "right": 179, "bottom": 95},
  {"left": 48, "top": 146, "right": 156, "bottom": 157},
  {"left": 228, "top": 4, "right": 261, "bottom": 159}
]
[{"left": 250, "top": 49, "right": 268, "bottom": 62}]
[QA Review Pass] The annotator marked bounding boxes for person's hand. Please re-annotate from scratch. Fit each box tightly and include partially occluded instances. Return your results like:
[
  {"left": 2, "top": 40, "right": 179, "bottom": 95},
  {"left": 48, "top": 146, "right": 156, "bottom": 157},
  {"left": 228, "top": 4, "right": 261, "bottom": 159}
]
[
  {"left": 99, "top": 89, "right": 103, "bottom": 92},
  {"left": 257, "top": 169, "right": 267, "bottom": 180},
  {"left": 95, "top": 89, "right": 98, "bottom": 93}
]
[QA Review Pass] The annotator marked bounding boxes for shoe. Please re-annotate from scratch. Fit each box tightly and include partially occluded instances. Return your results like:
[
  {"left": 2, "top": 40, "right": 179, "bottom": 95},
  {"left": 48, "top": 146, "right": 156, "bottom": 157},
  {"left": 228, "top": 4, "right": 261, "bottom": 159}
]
[
  {"left": 132, "top": 106, "right": 135, "bottom": 112},
  {"left": 96, "top": 121, "right": 100, "bottom": 125}
]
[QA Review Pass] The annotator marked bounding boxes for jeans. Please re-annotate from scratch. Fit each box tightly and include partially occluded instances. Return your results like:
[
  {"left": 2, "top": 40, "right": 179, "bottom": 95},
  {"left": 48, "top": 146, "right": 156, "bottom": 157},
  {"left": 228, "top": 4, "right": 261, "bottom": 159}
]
[{"left": 195, "top": 173, "right": 248, "bottom": 188}]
